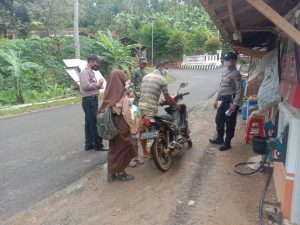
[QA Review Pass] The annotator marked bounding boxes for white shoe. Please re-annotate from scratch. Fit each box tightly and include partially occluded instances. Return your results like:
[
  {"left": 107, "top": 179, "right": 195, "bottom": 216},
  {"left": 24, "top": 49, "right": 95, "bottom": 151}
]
[
  {"left": 135, "top": 159, "right": 144, "bottom": 164},
  {"left": 128, "top": 160, "right": 138, "bottom": 167}
]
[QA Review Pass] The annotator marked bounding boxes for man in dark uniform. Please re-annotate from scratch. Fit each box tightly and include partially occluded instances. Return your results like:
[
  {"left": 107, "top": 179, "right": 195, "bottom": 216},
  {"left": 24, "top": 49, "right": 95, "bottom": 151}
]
[
  {"left": 209, "top": 52, "right": 243, "bottom": 151},
  {"left": 131, "top": 57, "right": 147, "bottom": 105},
  {"left": 79, "top": 54, "right": 108, "bottom": 151}
]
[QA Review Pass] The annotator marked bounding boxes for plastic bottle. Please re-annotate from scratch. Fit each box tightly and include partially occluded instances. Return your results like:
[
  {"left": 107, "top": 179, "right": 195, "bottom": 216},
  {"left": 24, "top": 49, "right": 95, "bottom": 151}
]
[
  {"left": 225, "top": 109, "right": 233, "bottom": 116},
  {"left": 241, "top": 101, "right": 248, "bottom": 120}
]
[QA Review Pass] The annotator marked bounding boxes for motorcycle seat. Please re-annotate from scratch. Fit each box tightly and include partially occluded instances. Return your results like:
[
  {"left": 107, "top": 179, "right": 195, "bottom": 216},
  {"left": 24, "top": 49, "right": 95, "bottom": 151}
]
[{"left": 154, "top": 114, "right": 173, "bottom": 122}]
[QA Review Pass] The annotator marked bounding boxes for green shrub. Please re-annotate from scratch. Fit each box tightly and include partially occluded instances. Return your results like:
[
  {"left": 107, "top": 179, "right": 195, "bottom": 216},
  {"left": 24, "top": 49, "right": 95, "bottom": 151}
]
[{"left": 205, "top": 36, "right": 221, "bottom": 54}]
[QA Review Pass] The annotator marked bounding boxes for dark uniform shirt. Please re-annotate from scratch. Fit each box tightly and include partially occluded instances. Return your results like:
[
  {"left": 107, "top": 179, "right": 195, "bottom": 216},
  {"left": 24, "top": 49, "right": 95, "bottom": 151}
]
[
  {"left": 216, "top": 67, "right": 243, "bottom": 106},
  {"left": 131, "top": 67, "right": 146, "bottom": 92}
]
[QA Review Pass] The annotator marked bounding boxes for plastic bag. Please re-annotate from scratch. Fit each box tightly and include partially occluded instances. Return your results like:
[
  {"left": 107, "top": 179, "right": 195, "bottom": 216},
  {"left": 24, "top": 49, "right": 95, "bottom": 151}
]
[
  {"left": 246, "top": 51, "right": 274, "bottom": 97},
  {"left": 257, "top": 49, "right": 281, "bottom": 112}
]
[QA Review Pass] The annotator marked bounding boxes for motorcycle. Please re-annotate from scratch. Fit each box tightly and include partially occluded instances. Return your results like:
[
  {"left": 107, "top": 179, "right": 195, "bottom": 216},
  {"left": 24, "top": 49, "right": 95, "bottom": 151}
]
[{"left": 140, "top": 82, "right": 192, "bottom": 171}]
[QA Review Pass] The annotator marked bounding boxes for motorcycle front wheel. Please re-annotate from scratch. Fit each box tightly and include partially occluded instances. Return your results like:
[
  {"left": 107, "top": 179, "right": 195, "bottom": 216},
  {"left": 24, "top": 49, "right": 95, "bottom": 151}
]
[{"left": 151, "top": 132, "right": 172, "bottom": 172}]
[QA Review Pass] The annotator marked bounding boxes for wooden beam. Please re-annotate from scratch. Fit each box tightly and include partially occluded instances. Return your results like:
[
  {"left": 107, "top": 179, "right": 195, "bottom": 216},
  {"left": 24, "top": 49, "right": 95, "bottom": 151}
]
[
  {"left": 228, "top": 0, "right": 243, "bottom": 42},
  {"left": 214, "top": 11, "right": 229, "bottom": 21},
  {"left": 227, "top": 0, "right": 236, "bottom": 29},
  {"left": 237, "top": 27, "right": 276, "bottom": 33},
  {"left": 234, "top": 46, "right": 266, "bottom": 58},
  {"left": 214, "top": 4, "right": 253, "bottom": 21},
  {"left": 246, "top": 0, "right": 300, "bottom": 46},
  {"left": 205, "top": 0, "right": 226, "bottom": 11},
  {"left": 284, "top": 2, "right": 300, "bottom": 21}
]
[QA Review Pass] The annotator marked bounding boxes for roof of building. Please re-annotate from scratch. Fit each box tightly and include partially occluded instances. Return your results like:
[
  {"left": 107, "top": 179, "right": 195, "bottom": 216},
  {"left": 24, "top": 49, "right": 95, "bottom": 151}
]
[
  {"left": 199, "top": 0, "right": 300, "bottom": 57},
  {"left": 119, "top": 37, "right": 146, "bottom": 52}
]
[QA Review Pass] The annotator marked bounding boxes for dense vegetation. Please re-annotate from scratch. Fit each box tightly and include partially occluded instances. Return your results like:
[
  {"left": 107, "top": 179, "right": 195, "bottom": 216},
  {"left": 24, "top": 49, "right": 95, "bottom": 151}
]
[{"left": 0, "top": 0, "right": 226, "bottom": 106}]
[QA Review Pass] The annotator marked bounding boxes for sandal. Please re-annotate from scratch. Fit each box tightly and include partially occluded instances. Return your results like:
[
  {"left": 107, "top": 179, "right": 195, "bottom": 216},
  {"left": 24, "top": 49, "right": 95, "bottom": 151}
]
[
  {"left": 107, "top": 173, "right": 117, "bottom": 183},
  {"left": 134, "top": 159, "right": 144, "bottom": 164},
  {"left": 143, "top": 152, "right": 153, "bottom": 159},
  {"left": 143, "top": 152, "right": 150, "bottom": 158},
  {"left": 117, "top": 172, "right": 134, "bottom": 181}
]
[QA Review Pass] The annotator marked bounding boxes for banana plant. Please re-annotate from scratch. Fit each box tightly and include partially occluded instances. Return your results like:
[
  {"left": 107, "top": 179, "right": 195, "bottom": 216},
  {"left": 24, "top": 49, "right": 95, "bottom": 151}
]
[
  {"left": 96, "top": 30, "right": 140, "bottom": 75},
  {"left": 0, "top": 48, "right": 44, "bottom": 104}
]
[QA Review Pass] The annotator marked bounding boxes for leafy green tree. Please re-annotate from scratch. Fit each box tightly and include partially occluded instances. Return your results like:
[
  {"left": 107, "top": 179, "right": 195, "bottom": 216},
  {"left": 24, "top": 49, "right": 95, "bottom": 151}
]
[
  {"left": 205, "top": 36, "right": 221, "bottom": 54},
  {"left": 139, "top": 19, "right": 172, "bottom": 63},
  {"left": 186, "top": 27, "right": 211, "bottom": 54},
  {"left": 0, "top": 0, "right": 227, "bottom": 106},
  {"left": 126, "top": 0, "right": 150, "bottom": 12},
  {"left": 0, "top": 0, "right": 31, "bottom": 38},
  {"left": 166, "top": 30, "right": 186, "bottom": 59},
  {"left": 113, "top": 12, "right": 136, "bottom": 37},
  {"left": 26, "top": 0, "right": 73, "bottom": 34},
  {"left": 96, "top": 30, "right": 139, "bottom": 75},
  {"left": 79, "top": 0, "right": 128, "bottom": 32}
]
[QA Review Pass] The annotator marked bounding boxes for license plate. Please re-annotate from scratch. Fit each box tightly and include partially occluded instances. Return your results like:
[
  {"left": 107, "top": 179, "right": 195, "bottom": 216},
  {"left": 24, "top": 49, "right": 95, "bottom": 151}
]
[{"left": 141, "top": 130, "right": 159, "bottom": 139}]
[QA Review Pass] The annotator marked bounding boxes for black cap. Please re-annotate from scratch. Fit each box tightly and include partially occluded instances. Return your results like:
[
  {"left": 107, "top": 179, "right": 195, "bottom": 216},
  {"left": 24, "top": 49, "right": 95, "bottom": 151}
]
[
  {"left": 87, "top": 54, "right": 101, "bottom": 62},
  {"left": 222, "top": 52, "right": 238, "bottom": 61},
  {"left": 155, "top": 59, "right": 168, "bottom": 69}
]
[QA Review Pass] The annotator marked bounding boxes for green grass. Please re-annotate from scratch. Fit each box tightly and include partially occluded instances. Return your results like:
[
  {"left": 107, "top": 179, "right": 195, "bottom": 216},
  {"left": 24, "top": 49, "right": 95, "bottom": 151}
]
[
  {"left": 0, "top": 75, "right": 174, "bottom": 118},
  {"left": 0, "top": 91, "right": 107, "bottom": 118},
  {"left": 0, "top": 96, "right": 82, "bottom": 117}
]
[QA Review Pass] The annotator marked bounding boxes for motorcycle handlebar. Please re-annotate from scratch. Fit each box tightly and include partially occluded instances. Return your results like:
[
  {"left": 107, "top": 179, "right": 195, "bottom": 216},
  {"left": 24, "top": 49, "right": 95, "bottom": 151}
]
[
  {"left": 182, "top": 92, "right": 190, "bottom": 96},
  {"left": 159, "top": 92, "right": 190, "bottom": 106}
]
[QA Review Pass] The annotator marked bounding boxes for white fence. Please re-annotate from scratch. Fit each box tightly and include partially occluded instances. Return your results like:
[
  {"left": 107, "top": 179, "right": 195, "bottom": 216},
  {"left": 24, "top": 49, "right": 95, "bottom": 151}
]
[{"left": 180, "top": 50, "right": 222, "bottom": 69}]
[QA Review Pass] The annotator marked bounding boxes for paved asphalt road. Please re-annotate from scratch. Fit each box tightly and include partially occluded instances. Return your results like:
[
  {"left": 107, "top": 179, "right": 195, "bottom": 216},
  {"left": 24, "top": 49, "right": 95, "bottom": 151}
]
[{"left": 0, "top": 68, "right": 222, "bottom": 221}]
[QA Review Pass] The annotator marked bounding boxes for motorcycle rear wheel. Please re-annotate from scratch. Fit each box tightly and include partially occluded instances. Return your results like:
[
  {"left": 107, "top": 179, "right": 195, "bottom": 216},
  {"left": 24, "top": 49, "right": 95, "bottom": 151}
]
[{"left": 151, "top": 132, "right": 172, "bottom": 172}]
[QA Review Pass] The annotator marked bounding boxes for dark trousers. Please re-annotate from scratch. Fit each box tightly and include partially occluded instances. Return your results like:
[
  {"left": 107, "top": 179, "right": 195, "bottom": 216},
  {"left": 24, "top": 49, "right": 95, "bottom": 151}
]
[
  {"left": 215, "top": 97, "right": 239, "bottom": 146},
  {"left": 82, "top": 96, "right": 103, "bottom": 148}
]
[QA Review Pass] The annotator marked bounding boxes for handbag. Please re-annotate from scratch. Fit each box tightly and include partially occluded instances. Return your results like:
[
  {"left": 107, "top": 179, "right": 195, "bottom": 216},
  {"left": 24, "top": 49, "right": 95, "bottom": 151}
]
[{"left": 97, "top": 107, "right": 118, "bottom": 140}]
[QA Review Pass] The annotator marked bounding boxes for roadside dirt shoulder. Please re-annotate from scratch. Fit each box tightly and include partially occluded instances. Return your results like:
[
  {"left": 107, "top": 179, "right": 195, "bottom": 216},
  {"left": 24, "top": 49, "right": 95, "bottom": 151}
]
[{"left": 2, "top": 98, "right": 267, "bottom": 225}]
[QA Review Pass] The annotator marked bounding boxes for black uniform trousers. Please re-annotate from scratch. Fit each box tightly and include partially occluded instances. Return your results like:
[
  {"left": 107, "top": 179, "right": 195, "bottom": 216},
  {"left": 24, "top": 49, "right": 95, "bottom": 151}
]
[
  {"left": 82, "top": 96, "right": 103, "bottom": 148},
  {"left": 215, "top": 95, "right": 239, "bottom": 146}
]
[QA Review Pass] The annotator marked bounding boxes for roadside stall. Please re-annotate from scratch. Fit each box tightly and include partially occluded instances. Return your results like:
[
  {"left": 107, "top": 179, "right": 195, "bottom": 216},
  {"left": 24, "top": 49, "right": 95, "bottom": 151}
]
[{"left": 199, "top": 0, "right": 300, "bottom": 224}]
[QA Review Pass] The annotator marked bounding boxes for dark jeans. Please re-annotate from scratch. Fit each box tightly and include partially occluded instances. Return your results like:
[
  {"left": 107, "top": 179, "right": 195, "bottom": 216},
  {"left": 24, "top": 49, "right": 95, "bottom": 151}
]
[
  {"left": 82, "top": 96, "right": 103, "bottom": 148},
  {"left": 215, "top": 96, "right": 239, "bottom": 146}
]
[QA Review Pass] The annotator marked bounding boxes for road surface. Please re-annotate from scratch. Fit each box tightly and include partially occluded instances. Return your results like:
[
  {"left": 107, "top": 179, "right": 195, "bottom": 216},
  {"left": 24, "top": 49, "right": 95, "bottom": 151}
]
[{"left": 0, "top": 68, "right": 222, "bottom": 221}]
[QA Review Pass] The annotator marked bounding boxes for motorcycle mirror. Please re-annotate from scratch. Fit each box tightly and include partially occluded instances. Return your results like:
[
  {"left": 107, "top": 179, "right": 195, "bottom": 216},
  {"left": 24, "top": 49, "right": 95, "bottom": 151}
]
[
  {"left": 177, "top": 82, "right": 188, "bottom": 93},
  {"left": 180, "top": 82, "right": 188, "bottom": 88}
]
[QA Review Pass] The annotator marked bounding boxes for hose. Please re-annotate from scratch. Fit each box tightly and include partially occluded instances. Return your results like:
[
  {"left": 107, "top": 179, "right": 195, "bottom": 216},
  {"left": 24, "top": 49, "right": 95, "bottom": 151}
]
[
  {"left": 259, "top": 166, "right": 274, "bottom": 225},
  {"left": 233, "top": 153, "right": 268, "bottom": 175}
]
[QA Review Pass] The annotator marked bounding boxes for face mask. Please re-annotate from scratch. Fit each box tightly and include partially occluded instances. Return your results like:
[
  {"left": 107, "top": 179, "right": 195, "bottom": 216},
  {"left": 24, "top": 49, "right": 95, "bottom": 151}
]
[
  {"left": 92, "top": 64, "right": 100, "bottom": 71},
  {"left": 161, "top": 68, "right": 168, "bottom": 76},
  {"left": 224, "top": 61, "right": 232, "bottom": 67},
  {"left": 128, "top": 98, "right": 135, "bottom": 106}
]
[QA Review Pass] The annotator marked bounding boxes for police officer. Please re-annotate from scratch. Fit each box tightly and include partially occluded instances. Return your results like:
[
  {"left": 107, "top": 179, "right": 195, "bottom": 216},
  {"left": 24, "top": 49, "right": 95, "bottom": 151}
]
[
  {"left": 131, "top": 57, "right": 147, "bottom": 105},
  {"left": 79, "top": 54, "right": 108, "bottom": 151},
  {"left": 209, "top": 52, "right": 243, "bottom": 151}
]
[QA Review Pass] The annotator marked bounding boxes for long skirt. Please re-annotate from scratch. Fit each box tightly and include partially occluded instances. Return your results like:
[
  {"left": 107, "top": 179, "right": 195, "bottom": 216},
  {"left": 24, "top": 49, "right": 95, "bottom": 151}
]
[{"left": 108, "top": 115, "right": 133, "bottom": 174}]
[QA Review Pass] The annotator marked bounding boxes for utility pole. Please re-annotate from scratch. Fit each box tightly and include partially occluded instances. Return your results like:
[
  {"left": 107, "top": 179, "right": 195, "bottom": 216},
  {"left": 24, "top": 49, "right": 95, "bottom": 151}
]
[
  {"left": 73, "top": 0, "right": 80, "bottom": 59},
  {"left": 151, "top": 22, "right": 154, "bottom": 67}
]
